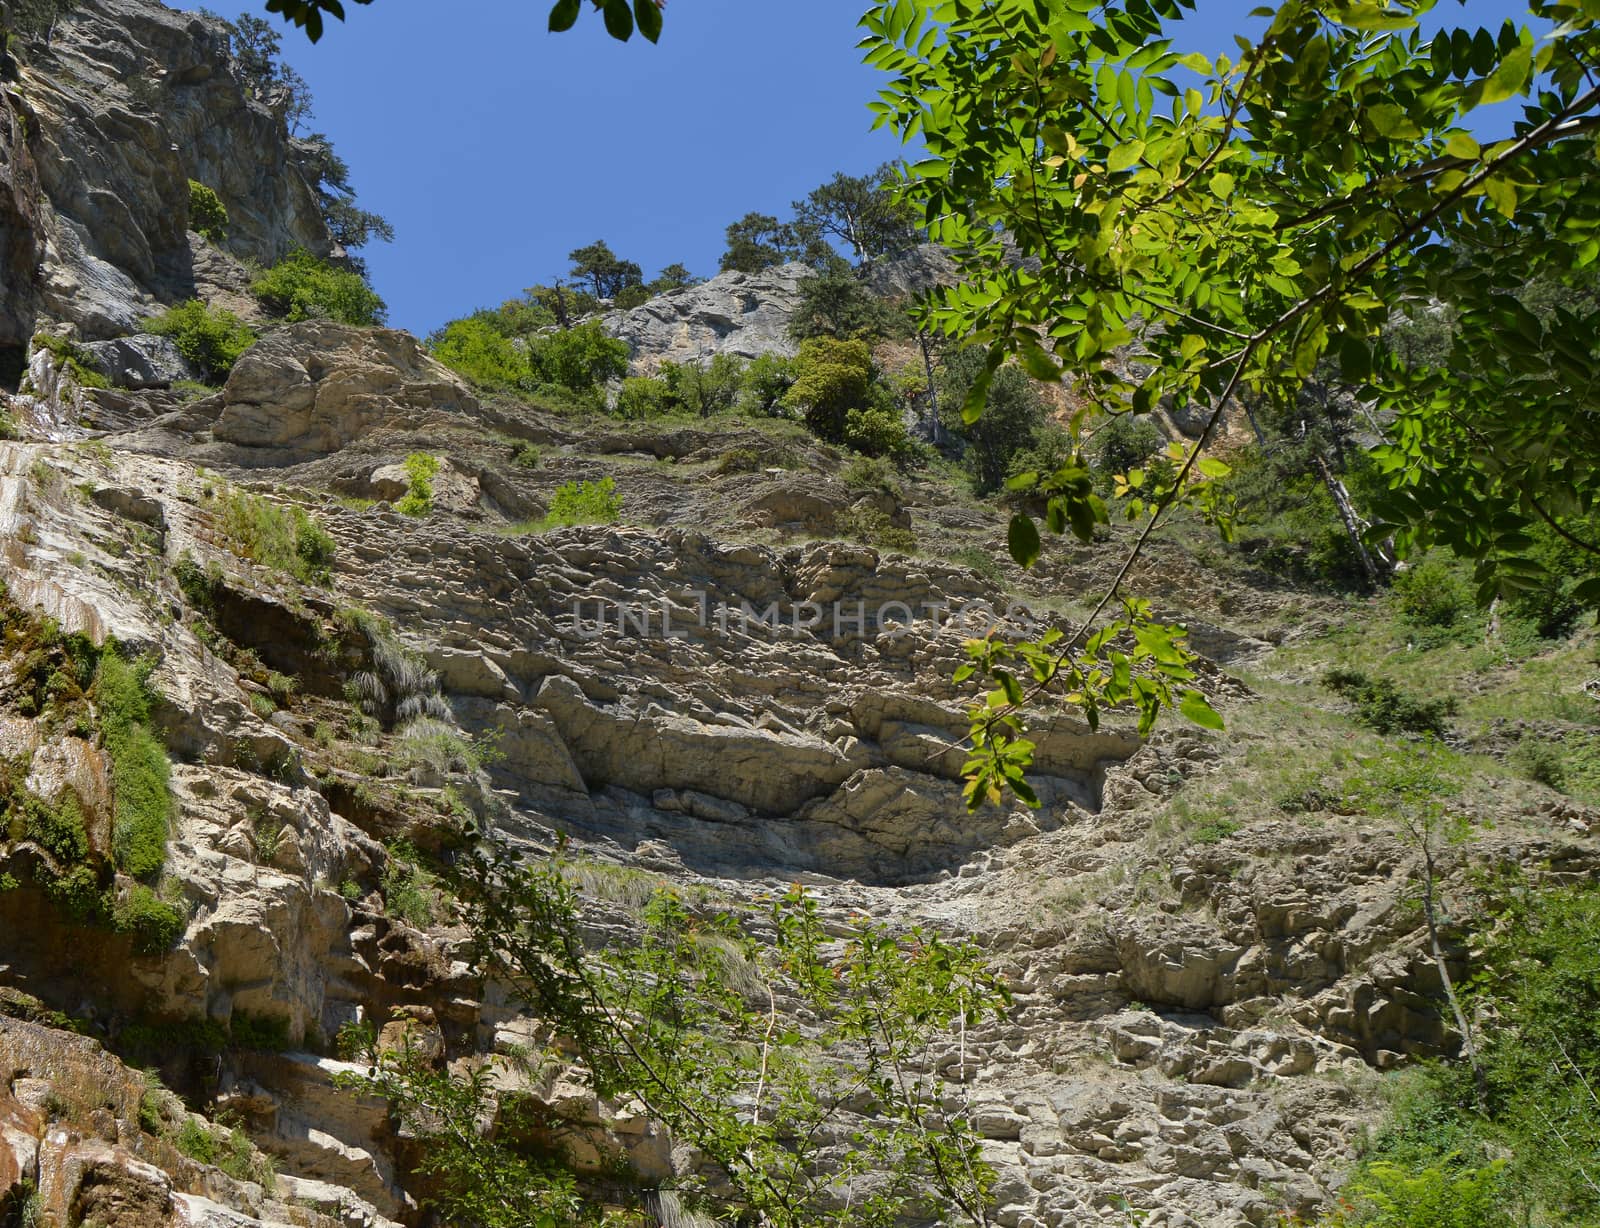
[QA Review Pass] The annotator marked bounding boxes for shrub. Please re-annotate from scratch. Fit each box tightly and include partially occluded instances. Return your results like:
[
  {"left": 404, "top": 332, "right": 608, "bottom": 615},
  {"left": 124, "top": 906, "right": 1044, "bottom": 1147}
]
[
  {"left": 1393, "top": 555, "right": 1475, "bottom": 628},
  {"left": 1322, "top": 667, "right": 1457, "bottom": 737},
  {"left": 664, "top": 354, "right": 744, "bottom": 417},
  {"left": 175, "top": 1117, "right": 218, "bottom": 1165},
  {"left": 113, "top": 884, "right": 185, "bottom": 955},
  {"left": 0, "top": 409, "right": 18, "bottom": 440},
  {"left": 1091, "top": 412, "right": 1163, "bottom": 477},
  {"left": 842, "top": 403, "right": 910, "bottom": 459},
  {"left": 841, "top": 455, "right": 901, "bottom": 494},
  {"left": 526, "top": 321, "right": 629, "bottom": 393},
  {"left": 1508, "top": 737, "right": 1569, "bottom": 790},
  {"left": 540, "top": 477, "right": 622, "bottom": 529},
  {"left": 251, "top": 248, "right": 387, "bottom": 326},
  {"left": 187, "top": 180, "right": 228, "bottom": 244},
  {"left": 382, "top": 840, "right": 440, "bottom": 927},
  {"left": 785, "top": 337, "right": 873, "bottom": 443},
  {"left": 737, "top": 353, "right": 797, "bottom": 417},
  {"left": 429, "top": 317, "right": 531, "bottom": 390},
  {"left": 142, "top": 300, "right": 257, "bottom": 381},
  {"left": 510, "top": 440, "right": 540, "bottom": 469},
  {"left": 395, "top": 452, "right": 440, "bottom": 518},
  {"left": 93, "top": 649, "right": 172, "bottom": 880},
  {"left": 834, "top": 504, "right": 917, "bottom": 554},
  {"left": 211, "top": 489, "right": 336, "bottom": 582},
  {"left": 614, "top": 375, "right": 679, "bottom": 420},
  {"left": 20, "top": 792, "right": 89, "bottom": 865}
]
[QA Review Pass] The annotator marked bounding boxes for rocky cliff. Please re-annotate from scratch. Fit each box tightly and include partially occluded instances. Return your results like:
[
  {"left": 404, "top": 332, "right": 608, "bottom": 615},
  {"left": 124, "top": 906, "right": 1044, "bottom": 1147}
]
[
  {"left": 0, "top": 0, "right": 330, "bottom": 353},
  {"left": 1, "top": 5, "right": 1598, "bottom": 1228}
]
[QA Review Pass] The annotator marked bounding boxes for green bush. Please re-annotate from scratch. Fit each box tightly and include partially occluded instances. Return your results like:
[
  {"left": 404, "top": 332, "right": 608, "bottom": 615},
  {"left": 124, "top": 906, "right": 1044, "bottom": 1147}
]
[
  {"left": 663, "top": 354, "right": 744, "bottom": 417},
  {"left": 614, "top": 375, "right": 679, "bottom": 420},
  {"left": 142, "top": 300, "right": 257, "bottom": 381},
  {"left": 187, "top": 180, "right": 228, "bottom": 244},
  {"left": 395, "top": 452, "right": 439, "bottom": 518},
  {"left": 526, "top": 321, "right": 628, "bottom": 394},
  {"left": 113, "top": 884, "right": 185, "bottom": 955},
  {"left": 1321, "top": 667, "right": 1456, "bottom": 737},
  {"left": 1507, "top": 737, "right": 1567, "bottom": 790},
  {"left": 1329, "top": 1161, "right": 1510, "bottom": 1228},
  {"left": 93, "top": 649, "right": 172, "bottom": 881},
  {"left": 737, "top": 353, "right": 796, "bottom": 417},
  {"left": 1394, "top": 555, "right": 1475, "bottom": 629},
  {"left": 251, "top": 248, "right": 387, "bottom": 327},
  {"left": 211, "top": 489, "right": 336, "bottom": 583},
  {"left": 538, "top": 477, "right": 622, "bottom": 530},
  {"left": 382, "top": 840, "right": 440, "bottom": 927},
  {"left": 1091, "top": 412, "right": 1162, "bottom": 477},
  {"left": 429, "top": 317, "right": 532, "bottom": 391},
  {"left": 785, "top": 337, "right": 873, "bottom": 443},
  {"left": 175, "top": 1117, "right": 219, "bottom": 1165},
  {"left": 843, "top": 403, "right": 910, "bottom": 459},
  {"left": 841, "top": 454, "right": 901, "bottom": 494},
  {"left": 20, "top": 792, "right": 89, "bottom": 865}
]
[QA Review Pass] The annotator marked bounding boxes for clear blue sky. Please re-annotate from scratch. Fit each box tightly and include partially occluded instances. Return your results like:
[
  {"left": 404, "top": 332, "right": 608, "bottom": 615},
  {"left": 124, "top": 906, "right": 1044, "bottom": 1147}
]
[{"left": 274, "top": 0, "right": 1537, "bottom": 338}]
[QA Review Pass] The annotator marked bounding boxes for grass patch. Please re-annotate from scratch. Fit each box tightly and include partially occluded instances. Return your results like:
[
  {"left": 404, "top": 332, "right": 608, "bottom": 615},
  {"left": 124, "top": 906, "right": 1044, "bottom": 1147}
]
[
  {"left": 31, "top": 333, "right": 109, "bottom": 390},
  {"left": 92, "top": 649, "right": 172, "bottom": 880},
  {"left": 508, "top": 476, "right": 623, "bottom": 534},
  {"left": 210, "top": 487, "right": 336, "bottom": 583}
]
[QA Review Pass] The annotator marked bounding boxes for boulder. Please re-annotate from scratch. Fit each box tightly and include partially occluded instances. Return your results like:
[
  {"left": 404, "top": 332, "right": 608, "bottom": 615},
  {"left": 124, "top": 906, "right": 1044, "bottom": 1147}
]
[
  {"left": 81, "top": 333, "right": 200, "bottom": 390},
  {"left": 214, "top": 322, "right": 477, "bottom": 455}
]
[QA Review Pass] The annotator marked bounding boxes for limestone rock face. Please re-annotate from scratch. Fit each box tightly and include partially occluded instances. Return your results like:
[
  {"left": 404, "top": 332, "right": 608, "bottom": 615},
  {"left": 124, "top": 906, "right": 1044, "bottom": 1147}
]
[
  {"left": 212, "top": 322, "right": 479, "bottom": 457},
  {"left": 602, "top": 263, "right": 813, "bottom": 372},
  {"left": 82, "top": 334, "right": 201, "bottom": 390},
  {"left": 0, "top": 0, "right": 332, "bottom": 341}
]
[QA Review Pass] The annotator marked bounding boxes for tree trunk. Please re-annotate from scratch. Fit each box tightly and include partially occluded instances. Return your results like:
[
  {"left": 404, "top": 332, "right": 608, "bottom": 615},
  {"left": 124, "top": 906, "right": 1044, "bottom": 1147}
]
[
  {"left": 1313, "top": 452, "right": 1386, "bottom": 587},
  {"left": 919, "top": 332, "right": 942, "bottom": 446},
  {"left": 1420, "top": 846, "right": 1488, "bottom": 1111}
]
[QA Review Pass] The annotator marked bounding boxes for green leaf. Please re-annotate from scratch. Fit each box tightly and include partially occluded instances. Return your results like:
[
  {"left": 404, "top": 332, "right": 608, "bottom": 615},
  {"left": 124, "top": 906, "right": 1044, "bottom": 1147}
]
[
  {"left": 1443, "top": 130, "right": 1481, "bottom": 159},
  {"left": 602, "top": 0, "right": 634, "bottom": 40},
  {"left": 1180, "top": 690, "right": 1225, "bottom": 731},
  {"left": 633, "top": 0, "right": 662, "bottom": 42},
  {"left": 1368, "top": 103, "right": 1421, "bottom": 140},
  {"left": 1340, "top": 332, "right": 1371, "bottom": 381},
  {"left": 1107, "top": 139, "right": 1146, "bottom": 172},
  {"left": 1210, "top": 172, "right": 1235, "bottom": 200},
  {"left": 548, "top": 0, "right": 581, "bottom": 31},
  {"left": 1481, "top": 43, "right": 1531, "bottom": 105},
  {"left": 1008, "top": 513, "right": 1041, "bottom": 568},
  {"left": 1018, "top": 343, "right": 1061, "bottom": 382},
  {"left": 962, "top": 367, "right": 993, "bottom": 425},
  {"left": 1483, "top": 176, "right": 1517, "bottom": 218}
]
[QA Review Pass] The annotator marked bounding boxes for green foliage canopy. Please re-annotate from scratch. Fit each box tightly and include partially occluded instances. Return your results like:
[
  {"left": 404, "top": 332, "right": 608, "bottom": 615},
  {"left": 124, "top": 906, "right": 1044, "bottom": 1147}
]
[
  {"left": 251, "top": 248, "right": 387, "bottom": 326},
  {"left": 860, "top": 0, "right": 1599, "bottom": 801}
]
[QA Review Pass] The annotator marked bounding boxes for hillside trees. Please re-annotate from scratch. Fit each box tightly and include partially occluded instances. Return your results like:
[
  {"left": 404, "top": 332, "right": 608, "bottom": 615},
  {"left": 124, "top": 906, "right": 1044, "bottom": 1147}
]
[
  {"left": 860, "top": 0, "right": 1600, "bottom": 803},
  {"left": 720, "top": 212, "right": 814, "bottom": 274},
  {"left": 568, "top": 239, "right": 643, "bottom": 300},
  {"left": 791, "top": 163, "right": 922, "bottom": 265},
  {"left": 342, "top": 851, "right": 1009, "bottom": 1228}
]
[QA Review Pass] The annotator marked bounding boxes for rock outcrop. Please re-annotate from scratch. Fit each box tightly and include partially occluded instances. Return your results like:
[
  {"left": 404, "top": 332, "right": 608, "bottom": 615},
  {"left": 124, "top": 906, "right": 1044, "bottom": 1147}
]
[
  {"left": 602, "top": 263, "right": 813, "bottom": 372},
  {"left": 0, "top": 0, "right": 331, "bottom": 345}
]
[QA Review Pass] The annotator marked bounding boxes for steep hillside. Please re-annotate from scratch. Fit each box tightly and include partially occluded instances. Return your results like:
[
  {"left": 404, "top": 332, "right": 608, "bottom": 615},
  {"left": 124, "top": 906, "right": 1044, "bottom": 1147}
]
[{"left": 1, "top": 5, "right": 1598, "bottom": 1228}]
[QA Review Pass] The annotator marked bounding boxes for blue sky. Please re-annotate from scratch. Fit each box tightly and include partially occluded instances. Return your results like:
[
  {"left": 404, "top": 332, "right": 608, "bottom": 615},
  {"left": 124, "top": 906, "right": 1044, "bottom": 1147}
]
[{"left": 275, "top": 1, "right": 1538, "bottom": 338}]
